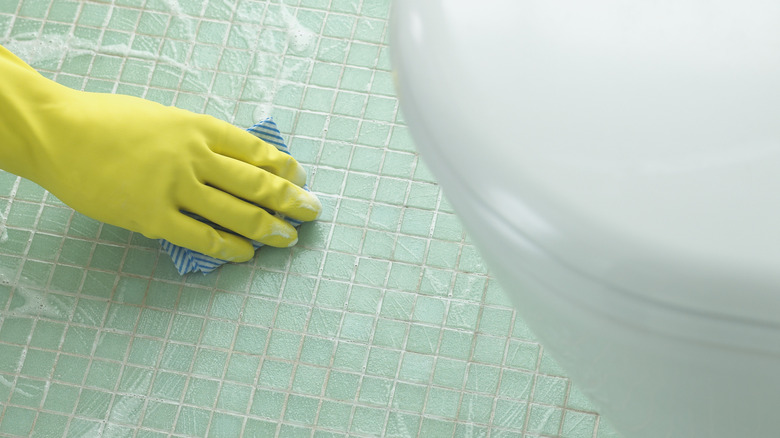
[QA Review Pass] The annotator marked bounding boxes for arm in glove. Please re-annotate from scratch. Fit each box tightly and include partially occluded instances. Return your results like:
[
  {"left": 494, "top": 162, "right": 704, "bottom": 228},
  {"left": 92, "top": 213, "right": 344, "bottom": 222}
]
[{"left": 0, "top": 45, "right": 321, "bottom": 262}]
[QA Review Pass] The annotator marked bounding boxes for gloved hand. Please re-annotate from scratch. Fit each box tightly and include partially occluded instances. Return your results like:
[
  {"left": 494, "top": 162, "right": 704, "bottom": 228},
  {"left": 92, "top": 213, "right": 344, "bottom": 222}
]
[{"left": 0, "top": 45, "right": 321, "bottom": 262}]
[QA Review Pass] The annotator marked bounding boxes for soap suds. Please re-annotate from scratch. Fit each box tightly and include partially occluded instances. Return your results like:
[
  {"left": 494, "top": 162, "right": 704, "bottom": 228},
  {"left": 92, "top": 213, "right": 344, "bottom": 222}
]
[{"left": 2, "top": 0, "right": 319, "bottom": 127}]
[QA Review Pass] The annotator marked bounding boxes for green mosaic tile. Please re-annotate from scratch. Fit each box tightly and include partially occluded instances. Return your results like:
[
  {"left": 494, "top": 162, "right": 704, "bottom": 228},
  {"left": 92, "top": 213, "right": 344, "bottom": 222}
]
[
  {"left": 358, "top": 121, "right": 391, "bottom": 147},
  {"left": 372, "top": 318, "right": 406, "bottom": 348},
  {"left": 175, "top": 406, "right": 211, "bottom": 436},
  {"left": 332, "top": 342, "right": 367, "bottom": 372},
  {"left": 258, "top": 359, "right": 293, "bottom": 389},
  {"left": 265, "top": 330, "right": 301, "bottom": 359},
  {"left": 0, "top": 2, "right": 606, "bottom": 436},
  {"left": 562, "top": 410, "right": 598, "bottom": 438},
  {"left": 291, "top": 363, "right": 327, "bottom": 396},
  {"left": 312, "top": 280, "right": 346, "bottom": 309},
  {"left": 201, "top": 319, "right": 238, "bottom": 349},
  {"left": 341, "top": 66, "right": 372, "bottom": 92},
  {"left": 526, "top": 404, "right": 563, "bottom": 435},
  {"left": 299, "top": 335, "right": 335, "bottom": 366},
  {"left": 317, "top": 400, "right": 351, "bottom": 431},
  {"left": 350, "top": 405, "right": 385, "bottom": 436},
  {"left": 472, "top": 334, "right": 506, "bottom": 365},
  {"left": 11, "top": 377, "right": 46, "bottom": 407},
  {"left": 0, "top": 406, "right": 35, "bottom": 436},
  {"left": 339, "top": 312, "right": 373, "bottom": 342},
  {"left": 419, "top": 268, "right": 454, "bottom": 297}
]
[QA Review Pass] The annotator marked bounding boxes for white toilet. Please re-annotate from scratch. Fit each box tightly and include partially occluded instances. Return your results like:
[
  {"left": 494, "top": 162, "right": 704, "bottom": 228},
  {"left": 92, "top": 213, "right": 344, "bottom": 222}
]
[{"left": 391, "top": 1, "right": 780, "bottom": 437}]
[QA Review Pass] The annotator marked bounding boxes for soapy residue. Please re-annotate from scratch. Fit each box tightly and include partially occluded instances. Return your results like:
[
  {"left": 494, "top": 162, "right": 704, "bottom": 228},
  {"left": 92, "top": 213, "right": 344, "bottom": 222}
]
[{"left": 1, "top": 0, "right": 318, "bottom": 125}]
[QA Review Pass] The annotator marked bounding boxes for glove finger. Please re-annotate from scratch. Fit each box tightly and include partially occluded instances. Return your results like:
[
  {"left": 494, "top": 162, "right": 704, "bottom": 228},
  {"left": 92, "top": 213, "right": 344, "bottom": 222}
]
[
  {"left": 165, "top": 214, "right": 256, "bottom": 262},
  {"left": 205, "top": 119, "right": 308, "bottom": 187},
  {"left": 181, "top": 185, "right": 300, "bottom": 248},
  {"left": 199, "top": 154, "right": 321, "bottom": 223}
]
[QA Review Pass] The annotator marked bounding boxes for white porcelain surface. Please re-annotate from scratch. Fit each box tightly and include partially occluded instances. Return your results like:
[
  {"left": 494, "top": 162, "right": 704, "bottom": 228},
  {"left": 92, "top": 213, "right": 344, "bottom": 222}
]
[{"left": 391, "top": 1, "right": 780, "bottom": 436}]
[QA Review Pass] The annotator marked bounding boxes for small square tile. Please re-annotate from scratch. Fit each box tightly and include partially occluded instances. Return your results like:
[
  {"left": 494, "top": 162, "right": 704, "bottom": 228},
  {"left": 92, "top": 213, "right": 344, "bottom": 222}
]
[
  {"left": 325, "top": 370, "right": 359, "bottom": 401},
  {"left": 350, "top": 146, "right": 383, "bottom": 173},
  {"left": 317, "top": 400, "right": 352, "bottom": 431},
  {"left": 1, "top": 407, "right": 36, "bottom": 436},
  {"left": 452, "top": 273, "right": 487, "bottom": 302},
  {"left": 184, "top": 376, "right": 220, "bottom": 407},
  {"left": 258, "top": 359, "right": 293, "bottom": 389},
  {"left": 215, "top": 382, "right": 252, "bottom": 413},
  {"left": 526, "top": 404, "right": 563, "bottom": 435},
  {"left": 29, "top": 321, "right": 65, "bottom": 350},
  {"left": 55, "top": 239, "right": 91, "bottom": 268},
  {"left": 381, "top": 152, "right": 416, "bottom": 180},
  {"left": 332, "top": 342, "right": 367, "bottom": 372},
  {"left": 117, "top": 365, "right": 153, "bottom": 395},
  {"left": 43, "top": 382, "right": 80, "bottom": 413},
  {"left": 62, "top": 326, "right": 98, "bottom": 355},
  {"left": 379, "top": 290, "right": 414, "bottom": 320},
  {"left": 10, "top": 377, "right": 46, "bottom": 407},
  {"left": 405, "top": 325, "right": 439, "bottom": 355},
  {"left": 355, "top": 18, "right": 385, "bottom": 43},
  {"left": 399, "top": 209, "right": 433, "bottom": 238},
  {"left": 72, "top": 297, "right": 108, "bottom": 326},
  {"left": 499, "top": 369, "right": 535, "bottom": 401},
  {"left": 391, "top": 381, "right": 425, "bottom": 412},
  {"left": 466, "top": 363, "right": 500, "bottom": 394},
  {"left": 200, "top": 319, "right": 237, "bottom": 349},
  {"left": 127, "top": 338, "right": 163, "bottom": 367},
  {"left": 339, "top": 312, "right": 374, "bottom": 342},
  {"left": 392, "top": 235, "right": 425, "bottom": 264},
  {"left": 360, "top": 230, "right": 394, "bottom": 259},
  {"left": 142, "top": 400, "right": 179, "bottom": 430},
  {"left": 358, "top": 121, "right": 391, "bottom": 147},
  {"left": 341, "top": 67, "right": 372, "bottom": 92},
  {"left": 438, "top": 329, "right": 472, "bottom": 361},
  {"left": 300, "top": 336, "right": 335, "bottom": 366},
  {"left": 265, "top": 330, "right": 301, "bottom": 360},
  {"left": 387, "top": 263, "right": 421, "bottom": 292},
  {"left": 458, "top": 392, "right": 494, "bottom": 423},
  {"left": 48, "top": 1, "right": 79, "bottom": 22},
  {"left": 365, "top": 347, "right": 400, "bottom": 378},
  {"left": 419, "top": 268, "right": 453, "bottom": 297},
  {"left": 248, "top": 387, "right": 285, "bottom": 419},
  {"left": 325, "top": 116, "right": 360, "bottom": 142},
  {"left": 105, "top": 304, "right": 140, "bottom": 333},
  {"left": 77, "top": 2, "right": 109, "bottom": 26},
  {"left": 291, "top": 364, "right": 327, "bottom": 396},
  {"left": 274, "top": 302, "right": 309, "bottom": 332},
  {"left": 358, "top": 376, "right": 392, "bottom": 406},
  {"left": 175, "top": 406, "right": 212, "bottom": 436},
  {"left": 307, "top": 308, "right": 342, "bottom": 337},
  {"left": 350, "top": 406, "right": 385, "bottom": 436},
  {"left": 197, "top": 19, "right": 229, "bottom": 44},
  {"left": 364, "top": 95, "right": 398, "bottom": 125},
  {"left": 168, "top": 314, "right": 204, "bottom": 344},
  {"left": 372, "top": 319, "right": 406, "bottom": 348},
  {"left": 561, "top": 411, "right": 598, "bottom": 438},
  {"left": 398, "top": 352, "right": 433, "bottom": 384},
  {"left": 472, "top": 334, "right": 506, "bottom": 365},
  {"left": 322, "top": 252, "right": 357, "bottom": 281},
  {"left": 425, "top": 387, "right": 460, "bottom": 418},
  {"left": 284, "top": 394, "right": 319, "bottom": 425},
  {"left": 75, "top": 389, "right": 112, "bottom": 419}
]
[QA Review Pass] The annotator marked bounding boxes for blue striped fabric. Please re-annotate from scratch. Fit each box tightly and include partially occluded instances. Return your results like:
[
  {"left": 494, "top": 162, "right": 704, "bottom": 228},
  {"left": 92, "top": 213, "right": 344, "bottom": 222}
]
[{"left": 160, "top": 118, "right": 307, "bottom": 275}]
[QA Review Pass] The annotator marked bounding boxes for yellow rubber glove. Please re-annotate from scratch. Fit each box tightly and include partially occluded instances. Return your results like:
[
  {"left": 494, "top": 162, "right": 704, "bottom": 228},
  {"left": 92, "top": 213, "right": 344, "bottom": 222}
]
[{"left": 0, "top": 45, "right": 321, "bottom": 262}]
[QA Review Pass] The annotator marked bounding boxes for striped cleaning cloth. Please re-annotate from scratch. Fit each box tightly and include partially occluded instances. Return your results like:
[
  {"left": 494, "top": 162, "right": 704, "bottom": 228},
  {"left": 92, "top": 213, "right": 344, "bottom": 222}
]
[{"left": 160, "top": 118, "right": 307, "bottom": 274}]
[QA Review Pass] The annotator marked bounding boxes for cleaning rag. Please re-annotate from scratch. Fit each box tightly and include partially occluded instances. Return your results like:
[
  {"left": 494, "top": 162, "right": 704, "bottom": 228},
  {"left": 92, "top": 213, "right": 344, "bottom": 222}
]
[{"left": 160, "top": 118, "right": 306, "bottom": 275}]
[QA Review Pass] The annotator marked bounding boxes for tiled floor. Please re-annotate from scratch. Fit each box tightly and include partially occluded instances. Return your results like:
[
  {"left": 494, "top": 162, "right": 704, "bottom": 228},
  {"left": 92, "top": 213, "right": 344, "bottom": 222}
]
[{"left": 0, "top": 0, "right": 617, "bottom": 437}]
